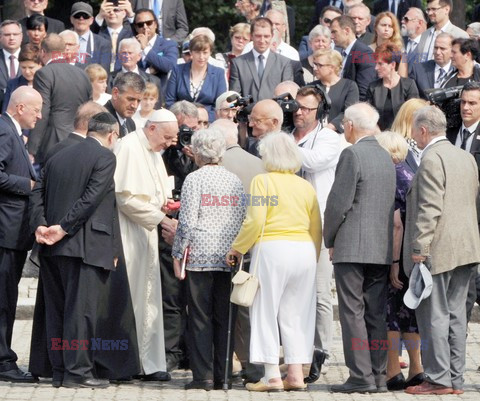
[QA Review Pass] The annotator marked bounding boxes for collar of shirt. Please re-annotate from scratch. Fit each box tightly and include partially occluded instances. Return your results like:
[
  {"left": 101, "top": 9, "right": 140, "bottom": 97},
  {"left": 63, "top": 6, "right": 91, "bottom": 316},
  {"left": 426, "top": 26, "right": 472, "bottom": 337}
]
[
  {"left": 3, "top": 48, "right": 21, "bottom": 60},
  {"left": 421, "top": 135, "right": 447, "bottom": 157},
  {"left": 355, "top": 134, "right": 369, "bottom": 144},
  {"left": 143, "top": 34, "right": 157, "bottom": 58},
  {"left": 462, "top": 121, "right": 480, "bottom": 135},
  {"left": 410, "top": 35, "right": 421, "bottom": 45},
  {"left": 343, "top": 39, "right": 356, "bottom": 57},
  {"left": 71, "top": 131, "right": 86, "bottom": 138},
  {"left": 252, "top": 48, "right": 270, "bottom": 62},
  {"left": 122, "top": 66, "right": 140, "bottom": 74},
  {"left": 116, "top": 113, "right": 126, "bottom": 127},
  {"left": 5, "top": 112, "right": 22, "bottom": 136},
  {"left": 108, "top": 26, "right": 122, "bottom": 36},
  {"left": 435, "top": 61, "right": 451, "bottom": 74},
  {"left": 79, "top": 32, "right": 90, "bottom": 42},
  {"left": 292, "top": 122, "right": 323, "bottom": 146}
]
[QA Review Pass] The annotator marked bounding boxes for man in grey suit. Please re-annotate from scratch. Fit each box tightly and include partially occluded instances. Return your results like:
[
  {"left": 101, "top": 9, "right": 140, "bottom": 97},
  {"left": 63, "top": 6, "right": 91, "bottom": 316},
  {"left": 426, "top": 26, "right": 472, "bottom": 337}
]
[
  {"left": 403, "top": 105, "right": 480, "bottom": 395},
  {"left": 27, "top": 34, "right": 92, "bottom": 166},
  {"left": 229, "top": 17, "right": 294, "bottom": 103},
  {"left": 323, "top": 102, "right": 396, "bottom": 393},
  {"left": 413, "top": 0, "right": 468, "bottom": 63}
]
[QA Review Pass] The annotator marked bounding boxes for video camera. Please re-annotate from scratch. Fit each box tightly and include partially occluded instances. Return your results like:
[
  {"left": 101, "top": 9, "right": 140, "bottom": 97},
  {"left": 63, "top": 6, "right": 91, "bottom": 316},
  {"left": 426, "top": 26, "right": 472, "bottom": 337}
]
[
  {"left": 226, "top": 94, "right": 254, "bottom": 124},
  {"left": 272, "top": 93, "right": 299, "bottom": 133},
  {"left": 176, "top": 124, "right": 194, "bottom": 149},
  {"left": 424, "top": 86, "right": 464, "bottom": 129}
]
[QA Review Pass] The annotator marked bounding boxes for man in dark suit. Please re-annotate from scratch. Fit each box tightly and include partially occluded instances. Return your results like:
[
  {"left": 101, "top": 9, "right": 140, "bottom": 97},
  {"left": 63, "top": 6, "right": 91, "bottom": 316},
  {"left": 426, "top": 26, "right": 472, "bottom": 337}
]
[
  {"left": 30, "top": 112, "right": 121, "bottom": 388},
  {"left": 324, "top": 102, "right": 396, "bottom": 393},
  {"left": 229, "top": 17, "right": 293, "bottom": 102},
  {"left": 347, "top": 4, "right": 375, "bottom": 46},
  {"left": 330, "top": 15, "right": 377, "bottom": 101},
  {"left": 105, "top": 71, "right": 145, "bottom": 137},
  {"left": 409, "top": 32, "right": 453, "bottom": 99},
  {"left": 19, "top": 0, "right": 65, "bottom": 41},
  {"left": 27, "top": 34, "right": 92, "bottom": 166},
  {"left": 0, "top": 20, "right": 23, "bottom": 111},
  {"left": 132, "top": 9, "right": 178, "bottom": 89},
  {"left": 70, "top": 2, "right": 112, "bottom": 72},
  {"left": 0, "top": 86, "right": 42, "bottom": 383},
  {"left": 129, "top": 0, "right": 189, "bottom": 43},
  {"left": 373, "top": 0, "right": 423, "bottom": 22}
]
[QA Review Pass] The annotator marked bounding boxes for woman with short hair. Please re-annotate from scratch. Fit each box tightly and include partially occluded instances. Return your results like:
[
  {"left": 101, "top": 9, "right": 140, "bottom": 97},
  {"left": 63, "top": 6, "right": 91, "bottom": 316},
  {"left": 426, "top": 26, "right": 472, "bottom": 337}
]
[
  {"left": 227, "top": 132, "right": 322, "bottom": 392},
  {"left": 26, "top": 13, "right": 48, "bottom": 47},
  {"left": 301, "top": 25, "right": 332, "bottom": 84},
  {"left": 84, "top": 63, "right": 111, "bottom": 106}
]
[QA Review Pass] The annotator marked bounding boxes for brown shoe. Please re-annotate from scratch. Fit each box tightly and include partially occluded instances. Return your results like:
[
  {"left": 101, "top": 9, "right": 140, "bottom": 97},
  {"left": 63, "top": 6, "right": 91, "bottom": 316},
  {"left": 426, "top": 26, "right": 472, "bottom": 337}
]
[
  {"left": 405, "top": 381, "right": 453, "bottom": 395},
  {"left": 246, "top": 379, "right": 284, "bottom": 392},
  {"left": 283, "top": 379, "right": 307, "bottom": 391}
]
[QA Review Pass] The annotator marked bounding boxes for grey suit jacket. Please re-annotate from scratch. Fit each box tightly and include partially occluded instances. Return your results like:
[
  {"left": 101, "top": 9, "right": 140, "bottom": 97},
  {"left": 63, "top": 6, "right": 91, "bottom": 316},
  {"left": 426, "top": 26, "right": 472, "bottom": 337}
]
[
  {"left": 413, "top": 23, "right": 469, "bottom": 63},
  {"left": 403, "top": 139, "right": 480, "bottom": 276},
  {"left": 323, "top": 136, "right": 396, "bottom": 265},
  {"left": 229, "top": 51, "right": 294, "bottom": 102},
  {"left": 129, "top": 0, "right": 189, "bottom": 43},
  {"left": 221, "top": 145, "right": 265, "bottom": 193}
]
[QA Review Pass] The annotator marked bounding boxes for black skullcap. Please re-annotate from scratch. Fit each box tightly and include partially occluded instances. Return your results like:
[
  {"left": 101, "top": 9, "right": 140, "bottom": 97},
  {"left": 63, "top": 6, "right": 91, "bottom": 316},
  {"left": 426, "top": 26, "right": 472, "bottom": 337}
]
[{"left": 91, "top": 112, "right": 118, "bottom": 125}]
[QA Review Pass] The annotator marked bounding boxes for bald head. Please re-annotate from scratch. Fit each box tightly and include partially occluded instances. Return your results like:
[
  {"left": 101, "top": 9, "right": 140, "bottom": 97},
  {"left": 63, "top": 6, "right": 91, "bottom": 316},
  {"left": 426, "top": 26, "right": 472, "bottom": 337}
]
[
  {"left": 7, "top": 86, "right": 43, "bottom": 130},
  {"left": 210, "top": 118, "right": 239, "bottom": 146},
  {"left": 249, "top": 99, "right": 283, "bottom": 138},
  {"left": 274, "top": 80, "right": 300, "bottom": 98}
]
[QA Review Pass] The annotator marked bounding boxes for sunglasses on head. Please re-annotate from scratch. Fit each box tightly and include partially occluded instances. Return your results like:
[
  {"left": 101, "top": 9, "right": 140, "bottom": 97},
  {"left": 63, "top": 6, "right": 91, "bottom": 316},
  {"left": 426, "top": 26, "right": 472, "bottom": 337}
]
[
  {"left": 135, "top": 19, "right": 155, "bottom": 29},
  {"left": 73, "top": 12, "right": 91, "bottom": 20}
]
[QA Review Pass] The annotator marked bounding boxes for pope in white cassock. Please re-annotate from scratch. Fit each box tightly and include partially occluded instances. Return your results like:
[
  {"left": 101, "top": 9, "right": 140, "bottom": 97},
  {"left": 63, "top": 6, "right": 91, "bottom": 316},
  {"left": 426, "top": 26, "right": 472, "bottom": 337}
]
[{"left": 114, "top": 109, "right": 179, "bottom": 381}]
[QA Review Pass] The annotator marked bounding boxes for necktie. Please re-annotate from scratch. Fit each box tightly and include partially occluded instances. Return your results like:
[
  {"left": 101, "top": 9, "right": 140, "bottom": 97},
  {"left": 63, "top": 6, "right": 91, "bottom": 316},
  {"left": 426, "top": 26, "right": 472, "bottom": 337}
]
[
  {"left": 110, "top": 31, "right": 119, "bottom": 72},
  {"left": 258, "top": 54, "right": 264, "bottom": 80},
  {"left": 121, "top": 122, "right": 128, "bottom": 137},
  {"left": 461, "top": 128, "right": 473, "bottom": 150},
  {"left": 407, "top": 39, "right": 417, "bottom": 55},
  {"left": 9, "top": 55, "right": 16, "bottom": 79},
  {"left": 435, "top": 68, "right": 446, "bottom": 88},
  {"left": 390, "top": 0, "right": 396, "bottom": 14}
]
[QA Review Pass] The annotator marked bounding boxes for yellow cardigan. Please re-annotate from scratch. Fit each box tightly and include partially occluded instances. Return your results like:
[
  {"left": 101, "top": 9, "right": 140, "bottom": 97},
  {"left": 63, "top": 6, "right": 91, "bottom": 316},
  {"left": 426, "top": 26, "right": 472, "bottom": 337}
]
[{"left": 232, "top": 172, "right": 322, "bottom": 260}]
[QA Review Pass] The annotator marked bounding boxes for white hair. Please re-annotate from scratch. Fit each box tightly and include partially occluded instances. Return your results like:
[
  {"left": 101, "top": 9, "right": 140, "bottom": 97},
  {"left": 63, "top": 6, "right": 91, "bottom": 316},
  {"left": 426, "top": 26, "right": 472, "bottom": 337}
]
[
  {"left": 191, "top": 27, "right": 215, "bottom": 43},
  {"left": 119, "top": 38, "right": 142, "bottom": 54},
  {"left": 412, "top": 106, "right": 446, "bottom": 136},
  {"left": 191, "top": 128, "right": 226, "bottom": 164},
  {"left": 308, "top": 25, "right": 331, "bottom": 42},
  {"left": 468, "top": 22, "right": 480, "bottom": 37},
  {"left": 258, "top": 131, "right": 302, "bottom": 173},
  {"left": 59, "top": 30, "right": 79, "bottom": 44},
  {"left": 210, "top": 119, "right": 238, "bottom": 145},
  {"left": 344, "top": 103, "right": 379, "bottom": 132}
]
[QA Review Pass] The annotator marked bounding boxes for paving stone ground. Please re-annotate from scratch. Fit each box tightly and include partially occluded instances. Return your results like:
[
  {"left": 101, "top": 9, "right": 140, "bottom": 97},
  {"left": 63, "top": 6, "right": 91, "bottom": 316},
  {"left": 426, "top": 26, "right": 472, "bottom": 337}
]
[{"left": 1, "top": 317, "right": 479, "bottom": 401}]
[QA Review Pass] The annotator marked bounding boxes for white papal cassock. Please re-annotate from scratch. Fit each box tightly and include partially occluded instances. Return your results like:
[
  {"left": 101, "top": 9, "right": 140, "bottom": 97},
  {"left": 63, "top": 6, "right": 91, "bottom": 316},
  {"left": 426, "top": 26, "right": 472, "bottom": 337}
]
[{"left": 114, "top": 129, "right": 170, "bottom": 374}]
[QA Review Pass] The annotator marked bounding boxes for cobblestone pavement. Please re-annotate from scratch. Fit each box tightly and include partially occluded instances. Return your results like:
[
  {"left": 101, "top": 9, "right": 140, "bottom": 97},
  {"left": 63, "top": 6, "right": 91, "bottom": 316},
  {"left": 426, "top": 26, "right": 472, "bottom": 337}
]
[{"left": 0, "top": 319, "right": 479, "bottom": 401}]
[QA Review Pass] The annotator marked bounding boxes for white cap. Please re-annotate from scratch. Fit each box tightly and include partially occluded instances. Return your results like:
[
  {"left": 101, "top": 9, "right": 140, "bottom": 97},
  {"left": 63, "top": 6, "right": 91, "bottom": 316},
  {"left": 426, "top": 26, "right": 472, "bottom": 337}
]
[
  {"left": 148, "top": 108, "right": 177, "bottom": 123},
  {"left": 403, "top": 262, "right": 433, "bottom": 310}
]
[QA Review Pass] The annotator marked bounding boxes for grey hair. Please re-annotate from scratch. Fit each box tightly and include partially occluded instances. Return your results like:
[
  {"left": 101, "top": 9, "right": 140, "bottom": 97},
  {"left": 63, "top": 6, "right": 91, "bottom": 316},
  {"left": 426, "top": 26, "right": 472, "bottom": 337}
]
[
  {"left": 412, "top": 106, "right": 446, "bottom": 136},
  {"left": 348, "top": 3, "right": 371, "bottom": 17},
  {"left": 308, "top": 25, "right": 331, "bottom": 42},
  {"left": 170, "top": 100, "right": 199, "bottom": 119},
  {"left": 258, "top": 131, "right": 302, "bottom": 173},
  {"left": 59, "top": 30, "right": 79, "bottom": 45},
  {"left": 215, "top": 90, "right": 240, "bottom": 110},
  {"left": 409, "top": 7, "right": 426, "bottom": 23},
  {"left": 210, "top": 118, "right": 238, "bottom": 145},
  {"left": 191, "top": 128, "right": 226, "bottom": 164},
  {"left": 467, "top": 22, "right": 480, "bottom": 38},
  {"left": 112, "top": 71, "right": 146, "bottom": 94},
  {"left": 87, "top": 119, "right": 118, "bottom": 138},
  {"left": 344, "top": 102, "right": 379, "bottom": 131},
  {"left": 191, "top": 27, "right": 215, "bottom": 42},
  {"left": 119, "top": 37, "right": 142, "bottom": 53}
]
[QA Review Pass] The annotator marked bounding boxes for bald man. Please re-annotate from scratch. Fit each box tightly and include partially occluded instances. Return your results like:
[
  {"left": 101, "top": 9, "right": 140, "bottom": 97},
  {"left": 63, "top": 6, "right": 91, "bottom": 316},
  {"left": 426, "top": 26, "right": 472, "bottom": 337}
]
[{"left": 0, "top": 87, "right": 42, "bottom": 383}]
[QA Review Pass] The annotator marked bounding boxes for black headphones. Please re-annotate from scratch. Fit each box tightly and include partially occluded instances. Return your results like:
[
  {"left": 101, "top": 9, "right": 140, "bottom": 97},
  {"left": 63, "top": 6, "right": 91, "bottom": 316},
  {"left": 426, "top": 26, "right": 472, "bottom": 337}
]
[{"left": 304, "top": 84, "right": 332, "bottom": 123}]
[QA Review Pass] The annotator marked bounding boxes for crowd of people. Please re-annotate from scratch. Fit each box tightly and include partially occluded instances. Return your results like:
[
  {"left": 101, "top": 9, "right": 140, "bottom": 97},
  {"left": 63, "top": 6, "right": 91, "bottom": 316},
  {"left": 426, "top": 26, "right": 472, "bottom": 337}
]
[{"left": 0, "top": 0, "right": 480, "bottom": 395}]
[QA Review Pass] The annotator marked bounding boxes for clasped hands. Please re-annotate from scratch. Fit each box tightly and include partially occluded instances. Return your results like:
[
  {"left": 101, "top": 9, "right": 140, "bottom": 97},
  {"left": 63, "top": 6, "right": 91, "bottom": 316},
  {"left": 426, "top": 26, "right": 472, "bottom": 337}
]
[{"left": 35, "top": 225, "right": 67, "bottom": 245}]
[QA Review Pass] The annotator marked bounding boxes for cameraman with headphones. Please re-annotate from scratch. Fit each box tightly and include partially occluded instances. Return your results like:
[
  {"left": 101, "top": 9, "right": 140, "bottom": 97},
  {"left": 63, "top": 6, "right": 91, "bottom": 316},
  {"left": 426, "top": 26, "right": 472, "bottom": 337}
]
[{"left": 291, "top": 85, "right": 342, "bottom": 382}]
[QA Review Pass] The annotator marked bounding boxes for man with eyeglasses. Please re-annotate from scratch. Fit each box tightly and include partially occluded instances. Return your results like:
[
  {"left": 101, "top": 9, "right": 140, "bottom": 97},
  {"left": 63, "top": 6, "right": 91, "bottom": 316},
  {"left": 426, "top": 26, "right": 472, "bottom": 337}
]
[
  {"left": 291, "top": 85, "right": 341, "bottom": 383},
  {"left": 70, "top": 2, "right": 111, "bottom": 72},
  {"left": 215, "top": 91, "right": 241, "bottom": 122},
  {"left": 414, "top": 0, "right": 468, "bottom": 63},
  {"left": 400, "top": 7, "right": 427, "bottom": 64},
  {"left": 0, "top": 21, "right": 23, "bottom": 112},
  {"left": 18, "top": 0, "right": 65, "bottom": 42},
  {"left": 373, "top": 0, "right": 423, "bottom": 23}
]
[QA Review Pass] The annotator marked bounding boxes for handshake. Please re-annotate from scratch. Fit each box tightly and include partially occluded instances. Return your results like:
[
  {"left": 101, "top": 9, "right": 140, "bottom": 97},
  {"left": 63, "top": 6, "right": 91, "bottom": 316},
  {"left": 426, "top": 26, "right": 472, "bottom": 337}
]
[{"left": 35, "top": 225, "right": 67, "bottom": 245}]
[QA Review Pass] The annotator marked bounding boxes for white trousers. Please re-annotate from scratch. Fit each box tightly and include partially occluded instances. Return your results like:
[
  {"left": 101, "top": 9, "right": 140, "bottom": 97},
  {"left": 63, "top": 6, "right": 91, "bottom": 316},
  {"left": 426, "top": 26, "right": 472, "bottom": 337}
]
[{"left": 249, "top": 240, "right": 317, "bottom": 365}]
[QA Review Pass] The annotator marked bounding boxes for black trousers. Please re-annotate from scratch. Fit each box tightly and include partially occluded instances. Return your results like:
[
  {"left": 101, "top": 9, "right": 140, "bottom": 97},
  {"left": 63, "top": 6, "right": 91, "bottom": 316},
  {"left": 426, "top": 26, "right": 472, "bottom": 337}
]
[
  {"left": 40, "top": 255, "right": 108, "bottom": 382},
  {"left": 186, "top": 270, "right": 235, "bottom": 383},
  {"left": 0, "top": 247, "right": 27, "bottom": 372},
  {"left": 335, "top": 263, "right": 389, "bottom": 387}
]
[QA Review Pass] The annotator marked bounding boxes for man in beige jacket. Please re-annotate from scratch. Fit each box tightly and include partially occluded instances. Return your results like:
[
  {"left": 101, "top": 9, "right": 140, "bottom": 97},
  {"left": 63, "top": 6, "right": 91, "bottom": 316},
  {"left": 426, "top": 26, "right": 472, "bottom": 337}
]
[{"left": 403, "top": 105, "right": 480, "bottom": 395}]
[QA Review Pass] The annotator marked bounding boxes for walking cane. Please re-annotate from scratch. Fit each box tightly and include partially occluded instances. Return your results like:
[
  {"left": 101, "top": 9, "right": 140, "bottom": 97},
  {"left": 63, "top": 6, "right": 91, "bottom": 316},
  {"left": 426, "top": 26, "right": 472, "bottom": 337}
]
[{"left": 223, "top": 255, "right": 240, "bottom": 391}]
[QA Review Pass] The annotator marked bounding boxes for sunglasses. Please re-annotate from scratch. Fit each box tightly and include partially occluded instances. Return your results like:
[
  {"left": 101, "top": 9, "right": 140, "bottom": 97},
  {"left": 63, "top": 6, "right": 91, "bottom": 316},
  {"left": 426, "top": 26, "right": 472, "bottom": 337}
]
[
  {"left": 401, "top": 16, "right": 418, "bottom": 23},
  {"left": 322, "top": 17, "right": 332, "bottom": 24},
  {"left": 73, "top": 12, "right": 91, "bottom": 20},
  {"left": 135, "top": 19, "right": 155, "bottom": 29}
]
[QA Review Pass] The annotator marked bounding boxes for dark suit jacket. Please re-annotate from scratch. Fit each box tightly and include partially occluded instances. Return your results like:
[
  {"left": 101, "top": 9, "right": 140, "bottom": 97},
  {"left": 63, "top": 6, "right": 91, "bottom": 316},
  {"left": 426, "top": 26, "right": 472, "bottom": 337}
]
[
  {"left": 27, "top": 61, "right": 92, "bottom": 165},
  {"left": 104, "top": 100, "right": 136, "bottom": 137},
  {"left": 0, "top": 114, "right": 36, "bottom": 251},
  {"left": 408, "top": 59, "right": 435, "bottom": 99},
  {"left": 0, "top": 51, "right": 22, "bottom": 111},
  {"left": 446, "top": 124, "right": 480, "bottom": 177},
  {"left": 94, "top": 23, "right": 134, "bottom": 72},
  {"left": 366, "top": 77, "right": 419, "bottom": 129},
  {"left": 166, "top": 62, "right": 227, "bottom": 122},
  {"left": 373, "top": 0, "right": 424, "bottom": 22},
  {"left": 2, "top": 75, "right": 28, "bottom": 113},
  {"left": 342, "top": 40, "right": 377, "bottom": 101},
  {"left": 43, "top": 133, "right": 84, "bottom": 163},
  {"left": 229, "top": 51, "right": 294, "bottom": 102},
  {"left": 30, "top": 137, "right": 121, "bottom": 270},
  {"left": 81, "top": 31, "right": 112, "bottom": 73},
  {"left": 138, "top": 35, "right": 178, "bottom": 89},
  {"left": 324, "top": 136, "right": 396, "bottom": 264},
  {"left": 19, "top": 15, "right": 65, "bottom": 44},
  {"left": 310, "top": 0, "right": 344, "bottom": 31},
  {"left": 129, "top": 0, "right": 189, "bottom": 43},
  {"left": 357, "top": 32, "right": 374, "bottom": 47}
]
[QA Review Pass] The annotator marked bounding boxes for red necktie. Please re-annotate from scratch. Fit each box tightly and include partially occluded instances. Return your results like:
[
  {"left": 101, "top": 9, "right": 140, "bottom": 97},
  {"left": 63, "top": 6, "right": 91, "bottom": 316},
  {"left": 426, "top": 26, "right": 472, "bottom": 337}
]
[{"left": 9, "top": 55, "right": 16, "bottom": 79}]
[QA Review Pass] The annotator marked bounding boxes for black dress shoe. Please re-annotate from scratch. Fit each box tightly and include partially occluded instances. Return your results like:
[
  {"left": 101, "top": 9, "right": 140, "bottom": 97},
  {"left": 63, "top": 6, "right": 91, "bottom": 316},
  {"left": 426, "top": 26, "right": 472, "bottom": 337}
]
[
  {"left": 304, "top": 349, "right": 326, "bottom": 383},
  {"left": 331, "top": 382, "right": 377, "bottom": 393},
  {"left": 405, "top": 372, "right": 426, "bottom": 388},
  {"left": 0, "top": 368, "right": 38, "bottom": 383},
  {"left": 387, "top": 372, "right": 406, "bottom": 391},
  {"left": 62, "top": 378, "right": 109, "bottom": 388},
  {"left": 142, "top": 371, "right": 171, "bottom": 381},
  {"left": 52, "top": 379, "right": 62, "bottom": 388},
  {"left": 214, "top": 381, "right": 232, "bottom": 390},
  {"left": 184, "top": 380, "right": 214, "bottom": 391}
]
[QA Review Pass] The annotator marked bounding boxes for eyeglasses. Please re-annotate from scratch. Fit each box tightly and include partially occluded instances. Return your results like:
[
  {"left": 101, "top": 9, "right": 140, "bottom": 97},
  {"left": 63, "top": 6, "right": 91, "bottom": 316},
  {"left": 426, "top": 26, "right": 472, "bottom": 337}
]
[
  {"left": 73, "top": 12, "right": 91, "bottom": 20},
  {"left": 112, "top": 130, "right": 119, "bottom": 138},
  {"left": 401, "top": 16, "right": 418, "bottom": 22},
  {"left": 135, "top": 19, "right": 155, "bottom": 29},
  {"left": 322, "top": 18, "right": 332, "bottom": 24},
  {"left": 313, "top": 62, "right": 331, "bottom": 69},
  {"left": 297, "top": 105, "right": 318, "bottom": 114},
  {"left": 247, "top": 116, "right": 273, "bottom": 124},
  {"left": 220, "top": 107, "right": 238, "bottom": 114},
  {"left": 426, "top": 6, "right": 446, "bottom": 13}
]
